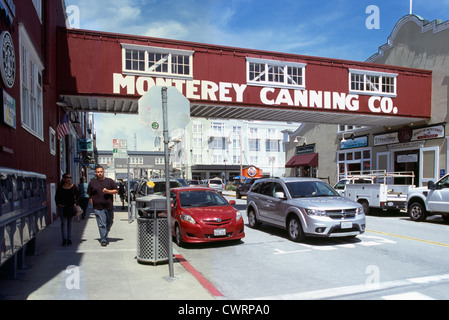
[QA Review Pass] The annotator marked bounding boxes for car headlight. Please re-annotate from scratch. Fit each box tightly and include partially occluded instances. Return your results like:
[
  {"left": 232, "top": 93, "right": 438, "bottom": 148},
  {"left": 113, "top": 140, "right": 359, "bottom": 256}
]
[
  {"left": 356, "top": 207, "right": 364, "bottom": 215},
  {"left": 180, "top": 215, "right": 196, "bottom": 224},
  {"left": 305, "top": 209, "right": 327, "bottom": 216},
  {"left": 236, "top": 211, "right": 242, "bottom": 221}
]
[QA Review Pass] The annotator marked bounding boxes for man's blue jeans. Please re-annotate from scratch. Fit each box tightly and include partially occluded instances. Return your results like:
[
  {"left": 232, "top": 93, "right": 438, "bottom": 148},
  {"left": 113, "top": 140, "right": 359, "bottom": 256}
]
[{"left": 94, "top": 209, "right": 114, "bottom": 243}]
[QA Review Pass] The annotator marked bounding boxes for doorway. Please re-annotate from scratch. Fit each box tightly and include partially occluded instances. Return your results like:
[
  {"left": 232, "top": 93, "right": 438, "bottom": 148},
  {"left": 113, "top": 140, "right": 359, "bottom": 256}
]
[{"left": 394, "top": 150, "right": 419, "bottom": 186}]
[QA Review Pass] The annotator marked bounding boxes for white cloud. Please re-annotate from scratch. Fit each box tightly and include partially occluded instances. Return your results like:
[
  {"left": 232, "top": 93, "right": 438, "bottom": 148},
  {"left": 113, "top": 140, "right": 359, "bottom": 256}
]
[{"left": 94, "top": 113, "right": 158, "bottom": 151}]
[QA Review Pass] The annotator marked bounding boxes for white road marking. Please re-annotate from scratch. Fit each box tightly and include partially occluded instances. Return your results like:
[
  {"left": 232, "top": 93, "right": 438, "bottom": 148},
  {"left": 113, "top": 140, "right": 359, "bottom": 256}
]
[
  {"left": 250, "top": 273, "right": 449, "bottom": 300},
  {"left": 382, "top": 291, "right": 435, "bottom": 300},
  {"left": 272, "top": 234, "right": 397, "bottom": 255}
]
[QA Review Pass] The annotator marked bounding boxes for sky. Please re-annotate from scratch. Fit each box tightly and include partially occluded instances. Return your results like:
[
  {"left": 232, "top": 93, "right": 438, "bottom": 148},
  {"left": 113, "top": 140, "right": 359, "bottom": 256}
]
[{"left": 64, "top": 0, "right": 449, "bottom": 151}]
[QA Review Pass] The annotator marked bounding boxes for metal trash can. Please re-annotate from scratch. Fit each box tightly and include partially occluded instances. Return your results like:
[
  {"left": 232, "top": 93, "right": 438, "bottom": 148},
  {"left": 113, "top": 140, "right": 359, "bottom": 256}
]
[{"left": 135, "top": 195, "right": 169, "bottom": 265}]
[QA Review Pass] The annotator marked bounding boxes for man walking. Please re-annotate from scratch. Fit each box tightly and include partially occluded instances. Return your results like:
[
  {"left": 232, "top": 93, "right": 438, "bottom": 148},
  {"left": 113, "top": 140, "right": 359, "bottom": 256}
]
[{"left": 88, "top": 166, "right": 118, "bottom": 246}]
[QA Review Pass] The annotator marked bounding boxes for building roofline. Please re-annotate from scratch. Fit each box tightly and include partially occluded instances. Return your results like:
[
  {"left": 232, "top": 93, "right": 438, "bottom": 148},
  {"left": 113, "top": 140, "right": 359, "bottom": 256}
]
[
  {"left": 60, "top": 26, "right": 431, "bottom": 75},
  {"left": 366, "top": 14, "right": 449, "bottom": 63}
]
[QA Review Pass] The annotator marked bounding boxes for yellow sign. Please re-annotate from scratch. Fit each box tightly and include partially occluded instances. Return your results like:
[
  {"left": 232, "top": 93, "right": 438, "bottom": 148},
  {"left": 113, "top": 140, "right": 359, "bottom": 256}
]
[{"left": 146, "top": 180, "right": 155, "bottom": 188}]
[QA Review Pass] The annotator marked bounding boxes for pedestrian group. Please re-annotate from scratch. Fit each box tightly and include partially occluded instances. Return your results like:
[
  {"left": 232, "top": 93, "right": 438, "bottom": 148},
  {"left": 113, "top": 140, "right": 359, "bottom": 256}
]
[{"left": 54, "top": 166, "right": 119, "bottom": 247}]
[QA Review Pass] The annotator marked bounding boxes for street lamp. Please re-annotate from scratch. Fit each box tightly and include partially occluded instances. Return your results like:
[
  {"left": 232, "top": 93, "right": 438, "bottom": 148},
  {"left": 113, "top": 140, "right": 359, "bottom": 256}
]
[
  {"left": 223, "top": 159, "right": 228, "bottom": 182},
  {"left": 229, "top": 130, "right": 243, "bottom": 183}
]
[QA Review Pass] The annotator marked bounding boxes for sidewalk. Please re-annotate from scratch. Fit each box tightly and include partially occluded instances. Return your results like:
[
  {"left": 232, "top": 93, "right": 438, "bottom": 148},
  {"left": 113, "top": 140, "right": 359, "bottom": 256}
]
[{"left": 0, "top": 201, "right": 215, "bottom": 300}]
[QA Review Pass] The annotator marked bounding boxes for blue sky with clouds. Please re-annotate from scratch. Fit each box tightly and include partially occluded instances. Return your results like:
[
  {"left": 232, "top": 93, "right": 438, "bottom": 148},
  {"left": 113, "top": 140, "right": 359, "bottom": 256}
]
[{"left": 64, "top": 0, "right": 449, "bottom": 150}]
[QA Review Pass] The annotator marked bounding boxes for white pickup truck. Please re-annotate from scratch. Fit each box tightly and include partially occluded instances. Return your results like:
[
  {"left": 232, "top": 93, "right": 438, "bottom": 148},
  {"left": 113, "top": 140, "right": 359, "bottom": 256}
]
[
  {"left": 336, "top": 171, "right": 415, "bottom": 215},
  {"left": 407, "top": 174, "right": 449, "bottom": 223}
]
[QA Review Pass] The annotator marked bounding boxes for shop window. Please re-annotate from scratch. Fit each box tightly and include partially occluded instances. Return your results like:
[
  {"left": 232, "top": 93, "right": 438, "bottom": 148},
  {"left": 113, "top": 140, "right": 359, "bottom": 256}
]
[
  {"left": 337, "top": 147, "right": 372, "bottom": 179},
  {"left": 247, "top": 57, "right": 306, "bottom": 89},
  {"left": 297, "top": 166, "right": 317, "bottom": 178},
  {"left": 349, "top": 69, "right": 397, "bottom": 96},
  {"left": 122, "top": 44, "right": 193, "bottom": 78}
]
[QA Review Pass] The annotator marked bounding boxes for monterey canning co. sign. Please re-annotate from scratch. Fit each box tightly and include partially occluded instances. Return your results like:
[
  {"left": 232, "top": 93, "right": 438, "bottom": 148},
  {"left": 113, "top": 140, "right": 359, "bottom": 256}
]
[{"left": 113, "top": 74, "right": 401, "bottom": 116}]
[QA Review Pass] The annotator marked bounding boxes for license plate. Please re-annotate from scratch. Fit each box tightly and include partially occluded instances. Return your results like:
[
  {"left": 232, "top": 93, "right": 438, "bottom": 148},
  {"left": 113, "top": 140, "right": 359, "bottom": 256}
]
[
  {"left": 341, "top": 221, "right": 353, "bottom": 229},
  {"left": 214, "top": 228, "right": 226, "bottom": 236}
]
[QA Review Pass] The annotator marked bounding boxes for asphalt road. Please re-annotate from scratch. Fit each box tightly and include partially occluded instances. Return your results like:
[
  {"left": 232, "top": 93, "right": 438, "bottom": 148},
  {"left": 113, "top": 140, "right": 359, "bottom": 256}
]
[{"left": 174, "top": 196, "right": 449, "bottom": 300}]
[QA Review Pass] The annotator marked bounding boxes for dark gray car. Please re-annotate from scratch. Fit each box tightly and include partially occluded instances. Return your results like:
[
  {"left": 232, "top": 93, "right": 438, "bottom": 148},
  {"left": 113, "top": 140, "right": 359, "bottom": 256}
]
[
  {"left": 246, "top": 177, "right": 366, "bottom": 242},
  {"left": 236, "top": 178, "right": 259, "bottom": 199}
]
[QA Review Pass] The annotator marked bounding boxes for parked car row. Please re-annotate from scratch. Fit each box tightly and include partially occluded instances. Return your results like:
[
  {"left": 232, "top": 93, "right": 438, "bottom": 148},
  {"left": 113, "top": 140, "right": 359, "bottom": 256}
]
[
  {"left": 149, "top": 177, "right": 366, "bottom": 246},
  {"left": 131, "top": 172, "right": 448, "bottom": 248}
]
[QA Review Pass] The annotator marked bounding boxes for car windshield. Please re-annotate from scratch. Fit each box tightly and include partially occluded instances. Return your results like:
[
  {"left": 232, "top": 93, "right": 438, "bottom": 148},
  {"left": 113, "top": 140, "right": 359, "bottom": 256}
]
[
  {"left": 286, "top": 181, "right": 339, "bottom": 198},
  {"left": 178, "top": 191, "right": 228, "bottom": 207},
  {"left": 209, "top": 180, "right": 222, "bottom": 185}
]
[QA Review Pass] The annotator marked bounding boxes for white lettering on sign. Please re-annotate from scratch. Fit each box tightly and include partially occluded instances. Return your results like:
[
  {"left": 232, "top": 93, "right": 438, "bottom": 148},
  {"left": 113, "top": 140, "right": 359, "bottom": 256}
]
[
  {"left": 113, "top": 73, "right": 399, "bottom": 115},
  {"left": 368, "top": 96, "right": 398, "bottom": 114}
]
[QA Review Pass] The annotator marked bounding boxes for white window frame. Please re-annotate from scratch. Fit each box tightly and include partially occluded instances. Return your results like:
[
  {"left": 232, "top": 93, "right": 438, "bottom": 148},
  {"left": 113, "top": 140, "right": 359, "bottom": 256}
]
[
  {"left": 420, "top": 146, "right": 439, "bottom": 187},
  {"left": 249, "top": 139, "right": 259, "bottom": 151},
  {"left": 32, "top": 0, "right": 42, "bottom": 22},
  {"left": 247, "top": 57, "right": 306, "bottom": 89},
  {"left": 49, "top": 127, "right": 56, "bottom": 156},
  {"left": 192, "top": 154, "right": 202, "bottom": 164},
  {"left": 211, "top": 122, "right": 225, "bottom": 136},
  {"left": 121, "top": 43, "right": 194, "bottom": 79},
  {"left": 211, "top": 137, "right": 224, "bottom": 150},
  {"left": 193, "top": 138, "right": 202, "bottom": 148},
  {"left": 337, "top": 147, "right": 372, "bottom": 179},
  {"left": 349, "top": 69, "right": 398, "bottom": 97},
  {"left": 266, "top": 140, "right": 279, "bottom": 152},
  {"left": 19, "top": 24, "right": 44, "bottom": 140},
  {"left": 192, "top": 124, "right": 203, "bottom": 134}
]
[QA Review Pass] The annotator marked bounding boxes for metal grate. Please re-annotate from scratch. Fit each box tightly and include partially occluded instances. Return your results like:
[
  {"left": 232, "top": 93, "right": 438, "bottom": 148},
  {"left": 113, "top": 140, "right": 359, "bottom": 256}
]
[{"left": 136, "top": 218, "right": 169, "bottom": 265}]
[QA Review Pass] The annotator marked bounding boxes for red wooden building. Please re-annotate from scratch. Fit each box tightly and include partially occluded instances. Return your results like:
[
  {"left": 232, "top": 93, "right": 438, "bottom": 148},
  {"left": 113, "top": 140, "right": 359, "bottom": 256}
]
[{"left": 57, "top": 27, "right": 431, "bottom": 129}]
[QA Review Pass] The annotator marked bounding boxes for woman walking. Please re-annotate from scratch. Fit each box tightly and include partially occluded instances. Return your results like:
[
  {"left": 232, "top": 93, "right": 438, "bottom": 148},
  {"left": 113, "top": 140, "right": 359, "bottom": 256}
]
[{"left": 55, "top": 173, "right": 80, "bottom": 246}]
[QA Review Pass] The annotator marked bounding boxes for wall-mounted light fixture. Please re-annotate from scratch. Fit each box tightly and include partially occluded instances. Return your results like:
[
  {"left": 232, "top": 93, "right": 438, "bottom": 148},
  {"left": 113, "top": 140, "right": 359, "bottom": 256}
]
[
  {"left": 341, "top": 132, "right": 355, "bottom": 144},
  {"left": 294, "top": 136, "right": 307, "bottom": 145}
]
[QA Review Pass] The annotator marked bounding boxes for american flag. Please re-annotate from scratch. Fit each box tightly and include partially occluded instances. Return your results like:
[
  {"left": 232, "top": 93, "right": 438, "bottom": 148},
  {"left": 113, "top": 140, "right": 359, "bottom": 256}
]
[{"left": 56, "top": 114, "right": 70, "bottom": 140}]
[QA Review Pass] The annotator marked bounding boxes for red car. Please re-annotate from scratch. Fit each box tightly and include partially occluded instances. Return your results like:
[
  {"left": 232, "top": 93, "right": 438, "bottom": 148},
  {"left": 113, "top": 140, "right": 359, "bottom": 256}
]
[{"left": 171, "top": 187, "right": 245, "bottom": 245}]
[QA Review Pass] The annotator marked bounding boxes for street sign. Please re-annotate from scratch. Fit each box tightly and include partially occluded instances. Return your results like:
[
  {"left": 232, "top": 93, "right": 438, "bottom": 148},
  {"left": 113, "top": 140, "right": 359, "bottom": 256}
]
[
  {"left": 113, "top": 139, "right": 128, "bottom": 158},
  {"left": 138, "top": 86, "right": 190, "bottom": 133}
]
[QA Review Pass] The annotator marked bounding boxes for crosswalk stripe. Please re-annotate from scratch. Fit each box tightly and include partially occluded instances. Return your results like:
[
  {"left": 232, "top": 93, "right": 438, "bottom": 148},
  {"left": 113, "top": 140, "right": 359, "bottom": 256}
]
[{"left": 382, "top": 291, "right": 435, "bottom": 300}]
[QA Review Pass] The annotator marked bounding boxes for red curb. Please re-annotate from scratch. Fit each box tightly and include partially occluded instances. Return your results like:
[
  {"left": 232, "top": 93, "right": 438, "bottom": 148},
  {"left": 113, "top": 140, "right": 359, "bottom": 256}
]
[{"left": 175, "top": 254, "right": 224, "bottom": 297}]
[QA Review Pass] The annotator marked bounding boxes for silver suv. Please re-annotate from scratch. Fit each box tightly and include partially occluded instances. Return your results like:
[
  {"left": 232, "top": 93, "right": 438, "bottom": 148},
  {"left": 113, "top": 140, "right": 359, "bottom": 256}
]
[{"left": 246, "top": 178, "right": 366, "bottom": 242}]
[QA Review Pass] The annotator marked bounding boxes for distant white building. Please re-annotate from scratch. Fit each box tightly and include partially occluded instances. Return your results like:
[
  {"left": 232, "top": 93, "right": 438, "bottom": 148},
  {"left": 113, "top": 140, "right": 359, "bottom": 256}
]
[{"left": 167, "top": 119, "right": 301, "bottom": 181}]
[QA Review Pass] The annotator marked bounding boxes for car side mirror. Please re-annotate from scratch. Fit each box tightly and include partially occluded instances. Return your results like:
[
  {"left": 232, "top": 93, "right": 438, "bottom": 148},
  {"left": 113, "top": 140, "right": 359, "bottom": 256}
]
[
  {"left": 229, "top": 200, "right": 236, "bottom": 205},
  {"left": 428, "top": 181, "right": 436, "bottom": 190},
  {"left": 274, "top": 192, "right": 286, "bottom": 199}
]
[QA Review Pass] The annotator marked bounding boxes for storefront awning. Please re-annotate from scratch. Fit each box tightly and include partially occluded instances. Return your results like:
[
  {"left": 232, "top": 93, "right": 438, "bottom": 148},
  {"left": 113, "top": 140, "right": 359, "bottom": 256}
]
[{"left": 286, "top": 153, "right": 319, "bottom": 168}]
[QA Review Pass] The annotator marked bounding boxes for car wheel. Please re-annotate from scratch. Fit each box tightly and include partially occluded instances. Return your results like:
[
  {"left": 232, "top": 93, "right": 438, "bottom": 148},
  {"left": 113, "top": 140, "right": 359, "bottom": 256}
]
[
  {"left": 408, "top": 202, "right": 427, "bottom": 222},
  {"left": 248, "top": 209, "right": 260, "bottom": 229},
  {"left": 287, "top": 216, "right": 305, "bottom": 242},
  {"left": 360, "top": 201, "right": 370, "bottom": 215},
  {"left": 174, "top": 224, "right": 184, "bottom": 247}
]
